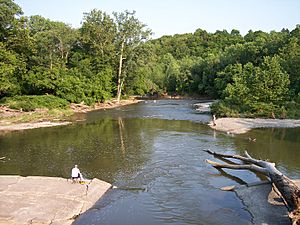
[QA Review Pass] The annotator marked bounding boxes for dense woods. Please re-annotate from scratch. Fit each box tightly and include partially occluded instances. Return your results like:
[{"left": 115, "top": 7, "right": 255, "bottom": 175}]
[{"left": 1, "top": 0, "right": 300, "bottom": 118}]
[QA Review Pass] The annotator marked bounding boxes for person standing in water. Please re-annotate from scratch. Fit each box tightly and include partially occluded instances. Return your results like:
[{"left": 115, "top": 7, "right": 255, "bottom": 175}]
[
  {"left": 71, "top": 165, "right": 82, "bottom": 181},
  {"left": 212, "top": 114, "right": 216, "bottom": 126}
]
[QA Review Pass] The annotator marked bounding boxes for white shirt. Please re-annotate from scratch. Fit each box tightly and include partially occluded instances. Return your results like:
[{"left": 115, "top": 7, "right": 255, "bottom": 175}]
[{"left": 71, "top": 167, "right": 81, "bottom": 178}]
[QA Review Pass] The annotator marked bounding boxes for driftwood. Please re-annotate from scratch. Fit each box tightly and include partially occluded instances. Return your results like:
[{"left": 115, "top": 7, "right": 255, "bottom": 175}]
[{"left": 204, "top": 150, "right": 300, "bottom": 225}]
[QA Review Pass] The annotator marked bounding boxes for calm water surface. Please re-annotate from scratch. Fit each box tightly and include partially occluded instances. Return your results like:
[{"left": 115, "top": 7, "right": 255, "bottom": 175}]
[{"left": 0, "top": 100, "right": 299, "bottom": 225}]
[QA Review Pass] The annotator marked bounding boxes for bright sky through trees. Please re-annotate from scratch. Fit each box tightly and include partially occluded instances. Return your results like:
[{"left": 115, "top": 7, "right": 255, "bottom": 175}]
[{"left": 14, "top": 0, "right": 300, "bottom": 38}]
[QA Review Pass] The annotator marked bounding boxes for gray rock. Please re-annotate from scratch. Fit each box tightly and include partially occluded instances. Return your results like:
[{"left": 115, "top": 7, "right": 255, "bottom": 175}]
[
  {"left": 235, "top": 180, "right": 300, "bottom": 225},
  {"left": 0, "top": 175, "right": 111, "bottom": 225}
]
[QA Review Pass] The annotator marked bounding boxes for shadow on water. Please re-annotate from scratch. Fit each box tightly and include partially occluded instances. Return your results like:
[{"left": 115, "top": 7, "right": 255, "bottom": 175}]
[{"left": 0, "top": 100, "right": 299, "bottom": 225}]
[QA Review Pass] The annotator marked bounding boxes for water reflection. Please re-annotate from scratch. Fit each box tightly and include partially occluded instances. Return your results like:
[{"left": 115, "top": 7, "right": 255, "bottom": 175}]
[
  {"left": 74, "top": 124, "right": 252, "bottom": 225},
  {"left": 0, "top": 118, "right": 155, "bottom": 183},
  {"left": 234, "top": 127, "right": 300, "bottom": 178},
  {"left": 0, "top": 100, "right": 299, "bottom": 225}
]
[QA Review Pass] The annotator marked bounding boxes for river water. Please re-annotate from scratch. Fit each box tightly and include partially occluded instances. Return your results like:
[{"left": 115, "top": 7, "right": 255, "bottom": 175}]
[{"left": 0, "top": 100, "right": 299, "bottom": 225}]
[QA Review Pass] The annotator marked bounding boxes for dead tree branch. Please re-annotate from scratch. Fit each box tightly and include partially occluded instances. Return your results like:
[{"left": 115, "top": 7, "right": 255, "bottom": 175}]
[{"left": 205, "top": 150, "right": 300, "bottom": 225}]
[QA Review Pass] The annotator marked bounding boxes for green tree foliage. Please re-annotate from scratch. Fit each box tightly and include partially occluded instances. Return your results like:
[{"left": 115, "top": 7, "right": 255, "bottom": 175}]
[
  {"left": 213, "top": 56, "right": 290, "bottom": 117},
  {"left": 122, "top": 42, "right": 158, "bottom": 96},
  {"left": 0, "top": 0, "right": 22, "bottom": 41},
  {"left": 0, "top": 0, "right": 300, "bottom": 118},
  {"left": 280, "top": 32, "right": 300, "bottom": 95},
  {"left": 113, "top": 10, "right": 152, "bottom": 102},
  {"left": 0, "top": 42, "right": 25, "bottom": 97},
  {"left": 148, "top": 26, "right": 300, "bottom": 117},
  {"left": 80, "top": 9, "right": 116, "bottom": 69},
  {"left": 28, "top": 16, "right": 78, "bottom": 69}
]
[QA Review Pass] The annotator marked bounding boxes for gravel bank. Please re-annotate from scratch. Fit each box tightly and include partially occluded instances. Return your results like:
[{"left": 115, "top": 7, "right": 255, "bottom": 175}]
[{"left": 209, "top": 117, "right": 300, "bottom": 134}]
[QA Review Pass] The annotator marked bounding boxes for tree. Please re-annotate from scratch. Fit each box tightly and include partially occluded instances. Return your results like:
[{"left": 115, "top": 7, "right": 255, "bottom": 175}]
[
  {"left": 28, "top": 17, "right": 78, "bottom": 69},
  {"left": 251, "top": 56, "right": 289, "bottom": 105},
  {"left": 280, "top": 37, "right": 300, "bottom": 96},
  {"left": 217, "top": 55, "right": 290, "bottom": 116},
  {"left": 223, "top": 62, "right": 254, "bottom": 111},
  {"left": 0, "top": 0, "right": 22, "bottom": 42},
  {"left": 177, "top": 56, "right": 198, "bottom": 94},
  {"left": 215, "top": 63, "right": 243, "bottom": 98},
  {"left": 113, "top": 10, "right": 152, "bottom": 102},
  {"left": 191, "top": 53, "right": 222, "bottom": 97},
  {"left": 80, "top": 9, "right": 116, "bottom": 70},
  {"left": 160, "top": 53, "right": 180, "bottom": 93},
  {"left": 120, "top": 42, "right": 158, "bottom": 96},
  {"left": 6, "top": 16, "right": 35, "bottom": 63},
  {"left": 0, "top": 42, "right": 25, "bottom": 97}
]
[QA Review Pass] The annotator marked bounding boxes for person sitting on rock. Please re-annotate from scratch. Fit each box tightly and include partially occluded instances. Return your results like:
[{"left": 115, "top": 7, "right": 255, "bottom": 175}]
[{"left": 71, "top": 165, "right": 82, "bottom": 181}]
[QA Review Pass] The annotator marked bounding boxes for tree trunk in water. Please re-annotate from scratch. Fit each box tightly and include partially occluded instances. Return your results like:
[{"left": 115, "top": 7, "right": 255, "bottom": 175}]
[
  {"left": 204, "top": 150, "right": 300, "bottom": 225},
  {"left": 116, "top": 40, "right": 125, "bottom": 103}
]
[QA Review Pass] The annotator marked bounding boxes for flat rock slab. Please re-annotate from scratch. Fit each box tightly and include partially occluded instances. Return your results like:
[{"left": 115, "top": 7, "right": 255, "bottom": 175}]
[
  {"left": 0, "top": 176, "right": 111, "bottom": 225},
  {"left": 235, "top": 180, "right": 300, "bottom": 225}
]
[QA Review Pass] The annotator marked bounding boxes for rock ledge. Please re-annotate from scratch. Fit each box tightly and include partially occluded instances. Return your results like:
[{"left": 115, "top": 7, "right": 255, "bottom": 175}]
[{"left": 0, "top": 175, "right": 111, "bottom": 225}]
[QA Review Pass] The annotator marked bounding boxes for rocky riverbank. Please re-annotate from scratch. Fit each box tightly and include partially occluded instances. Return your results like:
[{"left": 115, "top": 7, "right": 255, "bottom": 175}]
[{"left": 0, "top": 176, "right": 112, "bottom": 225}]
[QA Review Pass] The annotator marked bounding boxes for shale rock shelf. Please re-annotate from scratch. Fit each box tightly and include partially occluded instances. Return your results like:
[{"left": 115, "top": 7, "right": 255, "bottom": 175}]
[{"left": 0, "top": 176, "right": 111, "bottom": 225}]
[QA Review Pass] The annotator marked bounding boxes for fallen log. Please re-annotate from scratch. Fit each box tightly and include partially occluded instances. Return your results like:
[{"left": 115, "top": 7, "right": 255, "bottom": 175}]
[{"left": 204, "top": 150, "right": 300, "bottom": 225}]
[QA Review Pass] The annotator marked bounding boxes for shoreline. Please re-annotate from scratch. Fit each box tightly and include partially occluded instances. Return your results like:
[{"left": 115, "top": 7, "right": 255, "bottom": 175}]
[
  {"left": 0, "top": 175, "right": 111, "bottom": 225},
  {"left": 0, "top": 98, "right": 142, "bottom": 132},
  {"left": 69, "top": 98, "right": 144, "bottom": 114},
  {"left": 0, "top": 121, "right": 72, "bottom": 132},
  {"left": 2, "top": 98, "right": 300, "bottom": 134},
  {"left": 208, "top": 117, "right": 300, "bottom": 134}
]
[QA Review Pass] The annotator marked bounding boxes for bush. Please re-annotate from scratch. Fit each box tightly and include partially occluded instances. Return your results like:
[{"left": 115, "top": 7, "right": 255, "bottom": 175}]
[
  {"left": 210, "top": 101, "right": 240, "bottom": 117},
  {"left": 213, "top": 56, "right": 291, "bottom": 118},
  {"left": 285, "top": 101, "right": 300, "bottom": 119},
  {"left": 55, "top": 68, "right": 113, "bottom": 105},
  {"left": 0, "top": 95, "right": 69, "bottom": 111},
  {"left": 211, "top": 100, "right": 291, "bottom": 118}
]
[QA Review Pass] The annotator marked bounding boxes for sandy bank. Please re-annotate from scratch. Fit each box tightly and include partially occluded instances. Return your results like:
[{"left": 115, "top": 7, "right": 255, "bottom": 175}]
[
  {"left": 0, "top": 99, "right": 142, "bottom": 132},
  {"left": 70, "top": 98, "right": 143, "bottom": 113},
  {"left": 0, "top": 121, "right": 71, "bottom": 132},
  {"left": 0, "top": 175, "right": 111, "bottom": 225},
  {"left": 209, "top": 117, "right": 300, "bottom": 134}
]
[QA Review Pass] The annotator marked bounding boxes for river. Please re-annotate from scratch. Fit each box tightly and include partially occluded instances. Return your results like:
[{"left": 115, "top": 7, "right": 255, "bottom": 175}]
[{"left": 0, "top": 100, "right": 299, "bottom": 225}]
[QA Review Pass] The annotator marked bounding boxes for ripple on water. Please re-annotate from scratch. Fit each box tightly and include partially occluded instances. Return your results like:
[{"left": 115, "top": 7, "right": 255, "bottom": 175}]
[{"left": 2, "top": 100, "right": 298, "bottom": 225}]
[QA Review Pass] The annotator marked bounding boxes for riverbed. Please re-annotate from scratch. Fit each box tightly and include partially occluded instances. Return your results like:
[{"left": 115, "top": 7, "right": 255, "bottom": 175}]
[{"left": 0, "top": 100, "right": 299, "bottom": 225}]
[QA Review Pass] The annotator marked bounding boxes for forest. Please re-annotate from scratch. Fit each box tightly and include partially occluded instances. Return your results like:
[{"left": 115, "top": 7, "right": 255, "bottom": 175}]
[{"left": 1, "top": 0, "right": 300, "bottom": 118}]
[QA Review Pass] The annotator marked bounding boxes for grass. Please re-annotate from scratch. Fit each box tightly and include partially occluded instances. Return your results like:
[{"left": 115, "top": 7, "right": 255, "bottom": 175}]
[
  {"left": 0, "top": 95, "right": 69, "bottom": 112},
  {"left": 0, "top": 95, "right": 74, "bottom": 124},
  {"left": 0, "top": 109, "right": 74, "bottom": 124}
]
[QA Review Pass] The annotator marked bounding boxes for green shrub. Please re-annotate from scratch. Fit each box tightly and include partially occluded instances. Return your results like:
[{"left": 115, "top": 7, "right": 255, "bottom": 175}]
[
  {"left": 285, "top": 101, "right": 300, "bottom": 119},
  {"left": 211, "top": 101, "right": 240, "bottom": 117},
  {"left": 0, "top": 95, "right": 69, "bottom": 111},
  {"left": 211, "top": 100, "right": 290, "bottom": 118},
  {"left": 55, "top": 68, "right": 113, "bottom": 105}
]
